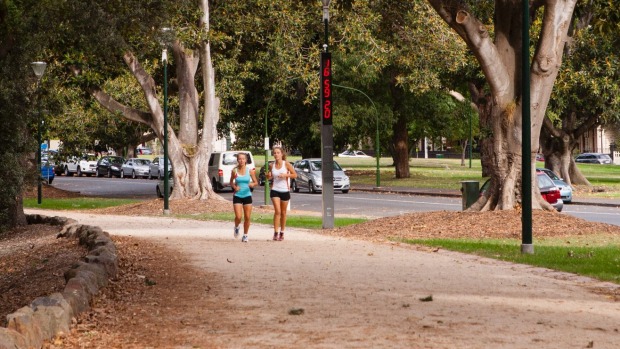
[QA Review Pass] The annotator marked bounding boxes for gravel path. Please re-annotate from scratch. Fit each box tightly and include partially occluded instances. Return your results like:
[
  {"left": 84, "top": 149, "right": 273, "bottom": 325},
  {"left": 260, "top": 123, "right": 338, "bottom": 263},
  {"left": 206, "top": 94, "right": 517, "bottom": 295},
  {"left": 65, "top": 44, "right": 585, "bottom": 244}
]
[{"left": 28, "top": 209, "right": 620, "bottom": 348}]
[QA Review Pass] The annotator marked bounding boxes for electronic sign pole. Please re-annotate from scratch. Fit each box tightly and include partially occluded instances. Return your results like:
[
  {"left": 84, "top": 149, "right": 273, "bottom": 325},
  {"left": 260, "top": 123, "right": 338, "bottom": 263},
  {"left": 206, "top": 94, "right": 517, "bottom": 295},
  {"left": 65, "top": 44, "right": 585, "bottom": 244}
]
[
  {"left": 321, "top": 50, "right": 334, "bottom": 229},
  {"left": 321, "top": 1, "right": 334, "bottom": 229}
]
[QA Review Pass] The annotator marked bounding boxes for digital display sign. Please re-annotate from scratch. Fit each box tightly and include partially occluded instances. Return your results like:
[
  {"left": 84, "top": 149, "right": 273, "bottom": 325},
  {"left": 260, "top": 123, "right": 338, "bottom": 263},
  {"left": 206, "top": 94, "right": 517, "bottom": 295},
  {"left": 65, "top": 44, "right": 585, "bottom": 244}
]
[{"left": 321, "top": 52, "right": 332, "bottom": 125}]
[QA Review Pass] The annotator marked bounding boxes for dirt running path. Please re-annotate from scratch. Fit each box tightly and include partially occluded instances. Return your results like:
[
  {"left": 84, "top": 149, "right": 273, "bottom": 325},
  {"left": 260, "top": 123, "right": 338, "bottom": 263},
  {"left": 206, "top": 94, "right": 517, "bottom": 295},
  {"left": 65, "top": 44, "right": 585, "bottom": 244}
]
[{"left": 29, "top": 209, "right": 620, "bottom": 348}]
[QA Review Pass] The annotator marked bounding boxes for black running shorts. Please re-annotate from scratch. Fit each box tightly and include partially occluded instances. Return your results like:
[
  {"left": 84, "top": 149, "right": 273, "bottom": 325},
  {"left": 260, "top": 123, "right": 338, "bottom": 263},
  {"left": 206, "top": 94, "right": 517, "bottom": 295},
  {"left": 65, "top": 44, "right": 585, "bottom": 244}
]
[{"left": 270, "top": 190, "right": 291, "bottom": 201}]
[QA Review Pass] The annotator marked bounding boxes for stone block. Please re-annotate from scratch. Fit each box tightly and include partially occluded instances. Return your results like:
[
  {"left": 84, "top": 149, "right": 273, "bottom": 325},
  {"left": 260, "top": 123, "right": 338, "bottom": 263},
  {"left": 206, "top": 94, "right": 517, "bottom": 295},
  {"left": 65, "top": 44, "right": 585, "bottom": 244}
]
[{"left": 0, "top": 327, "right": 27, "bottom": 349}]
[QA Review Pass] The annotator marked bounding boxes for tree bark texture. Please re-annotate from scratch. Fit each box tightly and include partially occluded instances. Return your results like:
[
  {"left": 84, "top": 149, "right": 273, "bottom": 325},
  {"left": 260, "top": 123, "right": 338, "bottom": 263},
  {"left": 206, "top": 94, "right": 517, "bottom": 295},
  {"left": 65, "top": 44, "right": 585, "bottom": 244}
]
[
  {"left": 4, "top": 195, "right": 27, "bottom": 229},
  {"left": 392, "top": 116, "right": 410, "bottom": 178},
  {"left": 389, "top": 73, "right": 410, "bottom": 178},
  {"left": 428, "top": 0, "right": 577, "bottom": 211}
]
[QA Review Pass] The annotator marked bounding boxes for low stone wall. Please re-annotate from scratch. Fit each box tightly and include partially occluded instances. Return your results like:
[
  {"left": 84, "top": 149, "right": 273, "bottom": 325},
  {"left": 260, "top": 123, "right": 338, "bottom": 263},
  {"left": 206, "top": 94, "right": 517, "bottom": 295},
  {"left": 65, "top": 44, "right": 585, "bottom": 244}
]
[{"left": 0, "top": 214, "right": 118, "bottom": 349}]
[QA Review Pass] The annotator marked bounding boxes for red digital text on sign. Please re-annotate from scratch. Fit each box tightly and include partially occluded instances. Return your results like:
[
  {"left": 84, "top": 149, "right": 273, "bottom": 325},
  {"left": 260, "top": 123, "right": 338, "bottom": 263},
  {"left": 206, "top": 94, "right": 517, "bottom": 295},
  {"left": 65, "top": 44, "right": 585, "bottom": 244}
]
[
  {"left": 323, "top": 99, "right": 331, "bottom": 119},
  {"left": 322, "top": 56, "right": 332, "bottom": 122}
]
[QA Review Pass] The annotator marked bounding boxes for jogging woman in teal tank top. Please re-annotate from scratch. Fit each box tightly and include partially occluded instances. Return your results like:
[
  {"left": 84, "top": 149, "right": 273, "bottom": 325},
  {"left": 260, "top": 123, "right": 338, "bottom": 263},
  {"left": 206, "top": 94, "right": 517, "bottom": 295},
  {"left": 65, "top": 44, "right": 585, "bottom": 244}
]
[{"left": 230, "top": 153, "right": 258, "bottom": 242}]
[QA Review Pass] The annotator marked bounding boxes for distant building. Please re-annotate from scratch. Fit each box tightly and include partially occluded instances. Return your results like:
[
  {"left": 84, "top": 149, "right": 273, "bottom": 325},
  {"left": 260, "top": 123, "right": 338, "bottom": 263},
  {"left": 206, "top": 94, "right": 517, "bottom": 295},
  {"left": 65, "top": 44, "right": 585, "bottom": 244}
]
[{"left": 575, "top": 125, "right": 619, "bottom": 164}]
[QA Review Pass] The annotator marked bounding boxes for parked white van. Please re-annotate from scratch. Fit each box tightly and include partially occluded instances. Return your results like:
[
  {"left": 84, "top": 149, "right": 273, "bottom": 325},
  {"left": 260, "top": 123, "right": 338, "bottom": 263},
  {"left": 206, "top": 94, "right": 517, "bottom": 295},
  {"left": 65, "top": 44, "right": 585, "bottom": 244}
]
[{"left": 208, "top": 151, "right": 255, "bottom": 192}]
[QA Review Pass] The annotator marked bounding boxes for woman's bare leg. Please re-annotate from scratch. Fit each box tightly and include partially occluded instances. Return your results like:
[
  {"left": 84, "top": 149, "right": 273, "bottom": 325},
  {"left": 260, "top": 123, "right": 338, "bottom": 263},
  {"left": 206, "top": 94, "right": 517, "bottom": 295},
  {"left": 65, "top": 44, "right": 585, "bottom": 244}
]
[
  {"left": 243, "top": 204, "right": 252, "bottom": 234},
  {"left": 272, "top": 197, "right": 282, "bottom": 233}
]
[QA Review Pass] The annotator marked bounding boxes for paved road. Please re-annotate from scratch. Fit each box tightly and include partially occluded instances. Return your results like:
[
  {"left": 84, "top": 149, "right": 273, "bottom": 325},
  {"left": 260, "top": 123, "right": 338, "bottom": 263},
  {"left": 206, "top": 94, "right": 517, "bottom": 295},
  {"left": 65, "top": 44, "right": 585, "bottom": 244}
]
[{"left": 51, "top": 176, "right": 620, "bottom": 225}]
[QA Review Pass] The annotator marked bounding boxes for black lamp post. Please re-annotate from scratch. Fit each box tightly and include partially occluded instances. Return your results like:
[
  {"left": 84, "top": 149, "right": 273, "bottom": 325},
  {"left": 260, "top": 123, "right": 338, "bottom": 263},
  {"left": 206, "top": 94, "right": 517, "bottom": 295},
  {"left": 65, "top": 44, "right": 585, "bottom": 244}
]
[
  {"left": 161, "top": 28, "right": 173, "bottom": 215},
  {"left": 320, "top": 0, "right": 334, "bottom": 229},
  {"left": 31, "top": 61, "right": 47, "bottom": 205},
  {"left": 521, "top": 0, "right": 533, "bottom": 254}
]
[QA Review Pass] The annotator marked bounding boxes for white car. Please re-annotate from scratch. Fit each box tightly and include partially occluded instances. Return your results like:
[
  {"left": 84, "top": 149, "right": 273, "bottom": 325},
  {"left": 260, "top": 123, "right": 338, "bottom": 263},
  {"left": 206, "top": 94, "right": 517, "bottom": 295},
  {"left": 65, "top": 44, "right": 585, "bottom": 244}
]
[
  {"left": 208, "top": 151, "right": 255, "bottom": 192},
  {"left": 338, "top": 150, "right": 372, "bottom": 158},
  {"left": 62, "top": 154, "right": 98, "bottom": 176}
]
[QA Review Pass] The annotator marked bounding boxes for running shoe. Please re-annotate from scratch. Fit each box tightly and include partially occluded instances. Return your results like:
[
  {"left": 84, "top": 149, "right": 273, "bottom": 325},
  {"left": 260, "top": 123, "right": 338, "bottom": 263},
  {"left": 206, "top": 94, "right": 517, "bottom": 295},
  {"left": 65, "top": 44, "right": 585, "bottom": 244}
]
[
  {"left": 241, "top": 235, "right": 248, "bottom": 243},
  {"left": 273, "top": 232, "right": 278, "bottom": 241},
  {"left": 278, "top": 232, "right": 284, "bottom": 241},
  {"left": 234, "top": 226, "right": 240, "bottom": 239}
]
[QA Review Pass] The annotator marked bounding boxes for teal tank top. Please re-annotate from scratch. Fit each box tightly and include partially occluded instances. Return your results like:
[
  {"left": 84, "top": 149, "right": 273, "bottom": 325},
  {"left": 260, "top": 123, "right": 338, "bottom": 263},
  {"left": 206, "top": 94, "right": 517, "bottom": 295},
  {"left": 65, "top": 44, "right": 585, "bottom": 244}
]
[{"left": 234, "top": 169, "right": 252, "bottom": 198}]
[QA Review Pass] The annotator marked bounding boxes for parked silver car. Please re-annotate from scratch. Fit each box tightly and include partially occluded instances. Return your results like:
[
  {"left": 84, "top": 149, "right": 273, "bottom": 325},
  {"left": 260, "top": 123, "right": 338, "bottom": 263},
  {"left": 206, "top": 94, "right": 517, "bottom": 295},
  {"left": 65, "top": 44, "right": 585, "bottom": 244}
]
[
  {"left": 291, "top": 158, "right": 350, "bottom": 194},
  {"left": 575, "top": 153, "right": 612, "bottom": 164},
  {"left": 149, "top": 156, "right": 172, "bottom": 179},
  {"left": 121, "top": 158, "right": 151, "bottom": 179}
]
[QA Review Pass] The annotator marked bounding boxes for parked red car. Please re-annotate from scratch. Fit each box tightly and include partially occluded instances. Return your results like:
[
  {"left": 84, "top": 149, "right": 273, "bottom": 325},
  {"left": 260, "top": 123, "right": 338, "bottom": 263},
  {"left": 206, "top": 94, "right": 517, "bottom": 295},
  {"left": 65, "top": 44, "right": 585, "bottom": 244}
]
[{"left": 479, "top": 171, "right": 563, "bottom": 211}]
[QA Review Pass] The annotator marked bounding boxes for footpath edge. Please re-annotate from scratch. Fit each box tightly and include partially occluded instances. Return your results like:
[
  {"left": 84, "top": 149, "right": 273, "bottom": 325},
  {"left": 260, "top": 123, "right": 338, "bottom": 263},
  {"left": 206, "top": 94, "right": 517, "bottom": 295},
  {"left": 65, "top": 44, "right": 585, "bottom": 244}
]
[{"left": 0, "top": 215, "right": 118, "bottom": 349}]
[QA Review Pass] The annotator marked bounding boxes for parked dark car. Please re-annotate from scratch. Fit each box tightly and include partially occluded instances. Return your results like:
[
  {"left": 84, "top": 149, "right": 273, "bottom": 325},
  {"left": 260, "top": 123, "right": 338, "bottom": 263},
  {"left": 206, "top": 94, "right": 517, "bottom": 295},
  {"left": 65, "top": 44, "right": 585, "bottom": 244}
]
[
  {"left": 156, "top": 171, "right": 174, "bottom": 198},
  {"left": 96, "top": 156, "right": 125, "bottom": 178},
  {"left": 260, "top": 161, "right": 298, "bottom": 187},
  {"left": 258, "top": 161, "right": 274, "bottom": 186},
  {"left": 574, "top": 153, "right": 612, "bottom": 164}
]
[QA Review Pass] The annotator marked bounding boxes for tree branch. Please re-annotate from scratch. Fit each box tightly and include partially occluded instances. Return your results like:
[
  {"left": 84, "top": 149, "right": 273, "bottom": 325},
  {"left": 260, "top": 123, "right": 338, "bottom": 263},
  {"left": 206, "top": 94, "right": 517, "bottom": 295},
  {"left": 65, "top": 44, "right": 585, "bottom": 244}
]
[
  {"left": 574, "top": 114, "right": 599, "bottom": 138},
  {"left": 427, "top": 1, "right": 511, "bottom": 100},
  {"left": 89, "top": 87, "right": 153, "bottom": 125},
  {"left": 542, "top": 115, "right": 562, "bottom": 137},
  {"left": 531, "top": 0, "right": 578, "bottom": 76},
  {"left": 449, "top": 90, "right": 479, "bottom": 113}
]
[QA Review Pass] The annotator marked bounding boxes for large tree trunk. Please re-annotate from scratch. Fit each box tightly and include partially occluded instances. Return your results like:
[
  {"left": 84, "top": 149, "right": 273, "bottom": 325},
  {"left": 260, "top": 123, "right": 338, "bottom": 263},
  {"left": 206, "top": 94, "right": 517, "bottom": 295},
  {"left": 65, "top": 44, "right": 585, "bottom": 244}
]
[
  {"left": 198, "top": 0, "right": 221, "bottom": 200},
  {"left": 429, "top": 0, "right": 577, "bottom": 211},
  {"left": 390, "top": 71, "right": 410, "bottom": 178},
  {"left": 392, "top": 115, "right": 410, "bottom": 178},
  {"left": 88, "top": 1, "right": 222, "bottom": 201},
  {"left": 5, "top": 195, "right": 27, "bottom": 229}
]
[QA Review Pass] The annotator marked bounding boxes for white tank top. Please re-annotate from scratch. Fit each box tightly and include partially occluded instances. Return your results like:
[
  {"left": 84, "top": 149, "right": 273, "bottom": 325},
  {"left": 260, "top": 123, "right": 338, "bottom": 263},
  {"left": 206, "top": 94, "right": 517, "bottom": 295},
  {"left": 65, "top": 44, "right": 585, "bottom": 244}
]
[{"left": 271, "top": 162, "right": 289, "bottom": 192}]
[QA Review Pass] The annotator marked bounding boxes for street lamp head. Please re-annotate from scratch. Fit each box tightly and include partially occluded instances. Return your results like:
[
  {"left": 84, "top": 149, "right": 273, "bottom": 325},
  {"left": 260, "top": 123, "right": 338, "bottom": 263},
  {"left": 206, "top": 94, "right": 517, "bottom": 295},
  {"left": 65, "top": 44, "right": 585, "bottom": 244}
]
[
  {"left": 159, "top": 27, "right": 174, "bottom": 63},
  {"left": 322, "top": 0, "right": 330, "bottom": 21},
  {"left": 159, "top": 27, "right": 175, "bottom": 47},
  {"left": 31, "top": 61, "right": 47, "bottom": 80}
]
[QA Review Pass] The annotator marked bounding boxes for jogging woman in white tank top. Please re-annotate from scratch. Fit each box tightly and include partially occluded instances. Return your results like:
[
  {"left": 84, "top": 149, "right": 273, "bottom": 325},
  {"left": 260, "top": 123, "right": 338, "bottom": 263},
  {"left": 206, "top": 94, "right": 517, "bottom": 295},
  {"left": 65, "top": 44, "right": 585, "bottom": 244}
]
[{"left": 267, "top": 146, "right": 297, "bottom": 241}]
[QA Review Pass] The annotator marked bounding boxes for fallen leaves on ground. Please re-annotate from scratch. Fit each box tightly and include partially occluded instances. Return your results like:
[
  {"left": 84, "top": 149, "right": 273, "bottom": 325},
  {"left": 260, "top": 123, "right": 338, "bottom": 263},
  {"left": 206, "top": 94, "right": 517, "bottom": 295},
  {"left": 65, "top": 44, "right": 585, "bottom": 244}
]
[{"left": 320, "top": 209, "right": 620, "bottom": 242}]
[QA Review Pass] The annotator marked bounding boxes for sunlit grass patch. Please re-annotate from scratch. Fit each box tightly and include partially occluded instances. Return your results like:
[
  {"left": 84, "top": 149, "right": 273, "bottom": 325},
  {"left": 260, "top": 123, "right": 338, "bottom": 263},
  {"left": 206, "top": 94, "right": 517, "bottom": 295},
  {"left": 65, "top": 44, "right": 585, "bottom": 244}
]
[
  {"left": 23, "top": 198, "right": 141, "bottom": 210},
  {"left": 405, "top": 238, "right": 620, "bottom": 284}
]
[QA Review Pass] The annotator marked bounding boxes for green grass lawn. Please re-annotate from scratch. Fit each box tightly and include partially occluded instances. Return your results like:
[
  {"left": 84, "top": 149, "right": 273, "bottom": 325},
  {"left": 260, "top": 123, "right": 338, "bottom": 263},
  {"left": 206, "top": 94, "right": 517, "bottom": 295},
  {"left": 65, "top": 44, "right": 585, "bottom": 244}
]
[
  {"left": 177, "top": 212, "right": 367, "bottom": 229},
  {"left": 344, "top": 157, "right": 620, "bottom": 196},
  {"left": 406, "top": 237, "right": 620, "bottom": 284},
  {"left": 23, "top": 198, "right": 141, "bottom": 210}
]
